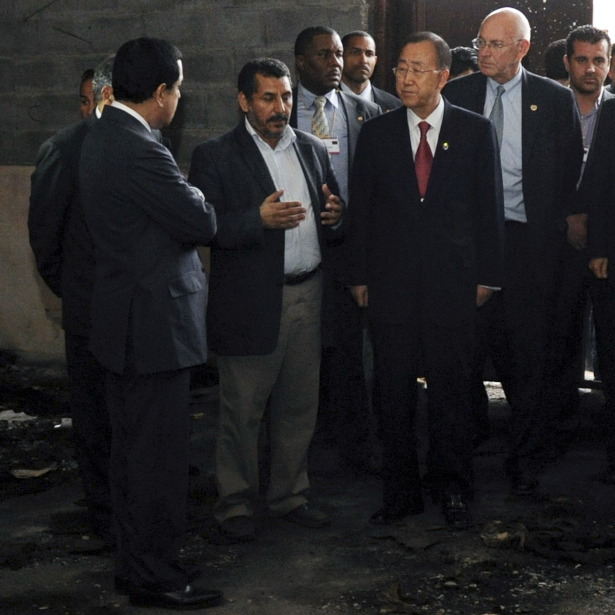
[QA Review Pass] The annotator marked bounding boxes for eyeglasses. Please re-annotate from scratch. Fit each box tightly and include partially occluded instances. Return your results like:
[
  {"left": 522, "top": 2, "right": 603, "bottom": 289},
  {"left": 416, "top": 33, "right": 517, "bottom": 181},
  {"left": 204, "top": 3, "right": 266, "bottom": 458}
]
[
  {"left": 393, "top": 66, "right": 442, "bottom": 79},
  {"left": 472, "top": 38, "right": 522, "bottom": 52}
]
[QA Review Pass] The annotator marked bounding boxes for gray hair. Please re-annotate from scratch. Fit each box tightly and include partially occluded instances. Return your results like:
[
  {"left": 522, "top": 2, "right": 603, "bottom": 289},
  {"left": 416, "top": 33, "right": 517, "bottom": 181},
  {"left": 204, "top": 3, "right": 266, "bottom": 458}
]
[{"left": 92, "top": 56, "right": 114, "bottom": 103}]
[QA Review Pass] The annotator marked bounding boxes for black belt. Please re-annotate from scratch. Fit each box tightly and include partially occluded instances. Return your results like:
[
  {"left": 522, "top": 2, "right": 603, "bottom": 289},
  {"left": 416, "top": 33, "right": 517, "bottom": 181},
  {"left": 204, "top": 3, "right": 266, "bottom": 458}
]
[{"left": 284, "top": 264, "right": 321, "bottom": 286}]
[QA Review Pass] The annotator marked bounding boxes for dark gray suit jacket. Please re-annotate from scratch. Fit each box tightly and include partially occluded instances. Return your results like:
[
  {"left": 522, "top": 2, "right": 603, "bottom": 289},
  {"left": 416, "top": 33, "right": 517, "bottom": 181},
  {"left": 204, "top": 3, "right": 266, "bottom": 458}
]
[
  {"left": 372, "top": 85, "right": 402, "bottom": 112},
  {"left": 79, "top": 105, "right": 217, "bottom": 374},
  {"left": 444, "top": 69, "right": 583, "bottom": 285},
  {"left": 189, "top": 122, "right": 343, "bottom": 356},
  {"left": 290, "top": 86, "right": 380, "bottom": 175}
]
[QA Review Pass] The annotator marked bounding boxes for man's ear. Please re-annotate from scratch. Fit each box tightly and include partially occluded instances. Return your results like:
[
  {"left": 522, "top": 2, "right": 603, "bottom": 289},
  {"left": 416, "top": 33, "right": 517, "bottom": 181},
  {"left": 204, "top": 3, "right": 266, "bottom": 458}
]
[
  {"left": 296, "top": 55, "right": 305, "bottom": 72},
  {"left": 154, "top": 82, "right": 167, "bottom": 107},
  {"left": 238, "top": 91, "right": 250, "bottom": 114}
]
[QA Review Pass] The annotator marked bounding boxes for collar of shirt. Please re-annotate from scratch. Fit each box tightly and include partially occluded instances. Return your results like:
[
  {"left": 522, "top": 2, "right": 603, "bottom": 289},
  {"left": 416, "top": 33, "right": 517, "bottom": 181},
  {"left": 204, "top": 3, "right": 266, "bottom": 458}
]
[
  {"left": 340, "top": 79, "right": 374, "bottom": 102},
  {"left": 486, "top": 64, "right": 523, "bottom": 99},
  {"left": 111, "top": 100, "right": 152, "bottom": 132},
  {"left": 95, "top": 105, "right": 102, "bottom": 119},
  {"left": 573, "top": 87, "right": 604, "bottom": 118},
  {"left": 298, "top": 82, "right": 340, "bottom": 111},
  {"left": 244, "top": 116, "right": 296, "bottom": 152},
  {"left": 406, "top": 96, "right": 445, "bottom": 156}
]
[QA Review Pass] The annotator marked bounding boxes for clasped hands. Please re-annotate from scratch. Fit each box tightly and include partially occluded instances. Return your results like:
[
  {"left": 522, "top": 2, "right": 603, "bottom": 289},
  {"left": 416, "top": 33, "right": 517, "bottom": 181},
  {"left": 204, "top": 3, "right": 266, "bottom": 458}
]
[{"left": 260, "top": 184, "right": 342, "bottom": 229}]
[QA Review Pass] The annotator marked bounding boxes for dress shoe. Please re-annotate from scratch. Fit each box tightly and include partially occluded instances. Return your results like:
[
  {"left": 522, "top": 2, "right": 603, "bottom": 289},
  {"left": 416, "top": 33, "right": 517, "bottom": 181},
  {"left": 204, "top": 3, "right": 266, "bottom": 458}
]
[
  {"left": 441, "top": 494, "right": 471, "bottom": 530},
  {"left": 128, "top": 584, "right": 223, "bottom": 609},
  {"left": 211, "top": 515, "right": 256, "bottom": 544},
  {"left": 282, "top": 504, "right": 331, "bottom": 528},
  {"left": 369, "top": 501, "right": 424, "bottom": 525}
]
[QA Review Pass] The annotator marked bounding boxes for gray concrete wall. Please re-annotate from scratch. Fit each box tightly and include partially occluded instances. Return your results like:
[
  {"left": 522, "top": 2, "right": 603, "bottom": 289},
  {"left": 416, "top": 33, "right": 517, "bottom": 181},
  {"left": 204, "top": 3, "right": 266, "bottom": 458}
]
[
  {"left": 1, "top": 0, "right": 371, "bottom": 169},
  {"left": 0, "top": 0, "right": 370, "bottom": 362},
  {"left": 0, "top": 165, "right": 65, "bottom": 364}
]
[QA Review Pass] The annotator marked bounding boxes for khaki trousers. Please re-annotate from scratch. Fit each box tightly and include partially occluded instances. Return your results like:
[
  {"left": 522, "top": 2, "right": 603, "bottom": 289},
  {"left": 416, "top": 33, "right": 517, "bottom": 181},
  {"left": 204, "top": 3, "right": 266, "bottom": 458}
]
[{"left": 214, "top": 272, "right": 322, "bottom": 522}]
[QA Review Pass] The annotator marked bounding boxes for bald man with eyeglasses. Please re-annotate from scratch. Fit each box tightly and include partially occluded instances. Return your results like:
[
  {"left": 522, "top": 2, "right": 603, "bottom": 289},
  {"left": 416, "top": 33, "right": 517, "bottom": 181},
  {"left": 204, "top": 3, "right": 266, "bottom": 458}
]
[{"left": 444, "top": 7, "right": 583, "bottom": 494}]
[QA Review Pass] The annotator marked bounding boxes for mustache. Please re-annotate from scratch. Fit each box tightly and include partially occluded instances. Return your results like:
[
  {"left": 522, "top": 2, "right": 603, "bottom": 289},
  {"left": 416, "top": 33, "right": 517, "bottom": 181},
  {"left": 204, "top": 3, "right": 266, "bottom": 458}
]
[{"left": 268, "top": 113, "right": 289, "bottom": 123}]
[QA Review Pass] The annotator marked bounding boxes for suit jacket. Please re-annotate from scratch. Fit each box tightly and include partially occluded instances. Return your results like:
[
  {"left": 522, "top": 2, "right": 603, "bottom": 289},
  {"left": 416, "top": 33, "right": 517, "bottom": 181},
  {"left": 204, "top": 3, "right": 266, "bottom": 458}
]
[
  {"left": 29, "top": 115, "right": 97, "bottom": 337},
  {"left": 372, "top": 85, "right": 402, "bottom": 112},
  {"left": 79, "top": 105, "right": 217, "bottom": 374},
  {"left": 188, "top": 122, "right": 343, "bottom": 356},
  {"left": 580, "top": 98, "right": 615, "bottom": 264},
  {"left": 443, "top": 70, "right": 583, "bottom": 281},
  {"left": 565, "top": 88, "right": 615, "bottom": 217},
  {"left": 290, "top": 86, "right": 381, "bottom": 174},
  {"left": 345, "top": 101, "right": 504, "bottom": 327}
]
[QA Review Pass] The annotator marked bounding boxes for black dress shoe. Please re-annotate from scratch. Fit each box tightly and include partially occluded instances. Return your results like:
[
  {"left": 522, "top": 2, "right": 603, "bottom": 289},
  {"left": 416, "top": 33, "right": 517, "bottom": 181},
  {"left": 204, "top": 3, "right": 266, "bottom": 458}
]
[
  {"left": 369, "top": 501, "right": 424, "bottom": 525},
  {"left": 441, "top": 494, "right": 471, "bottom": 530},
  {"left": 128, "top": 584, "right": 223, "bottom": 609}
]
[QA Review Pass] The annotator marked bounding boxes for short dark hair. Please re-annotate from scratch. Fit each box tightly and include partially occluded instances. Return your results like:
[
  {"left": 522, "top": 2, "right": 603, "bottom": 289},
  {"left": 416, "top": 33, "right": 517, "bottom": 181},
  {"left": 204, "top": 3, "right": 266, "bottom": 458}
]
[
  {"left": 92, "top": 56, "right": 114, "bottom": 103},
  {"left": 238, "top": 58, "right": 292, "bottom": 99},
  {"left": 341, "top": 30, "right": 374, "bottom": 49},
  {"left": 112, "top": 37, "right": 182, "bottom": 104},
  {"left": 544, "top": 39, "right": 568, "bottom": 81},
  {"left": 294, "top": 26, "right": 338, "bottom": 56},
  {"left": 566, "top": 25, "right": 611, "bottom": 60},
  {"left": 449, "top": 46, "right": 478, "bottom": 78},
  {"left": 400, "top": 32, "right": 452, "bottom": 70},
  {"left": 80, "top": 68, "right": 94, "bottom": 92}
]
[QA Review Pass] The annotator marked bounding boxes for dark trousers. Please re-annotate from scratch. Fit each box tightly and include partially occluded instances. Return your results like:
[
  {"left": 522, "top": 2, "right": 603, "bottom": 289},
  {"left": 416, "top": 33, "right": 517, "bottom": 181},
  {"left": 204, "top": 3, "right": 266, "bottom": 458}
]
[
  {"left": 371, "top": 315, "right": 475, "bottom": 508},
  {"left": 106, "top": 366, "right": 192, "bottom": 592},
  {"left": 64, "top": 332, "right": 112, "bottom": 540},
  {"left": 471, "top": 222, "right": 557, "bottom": 471},
  {"left": 318, "top": 278, "right": 371, "bottom": 466},
  {"left": 545, "top": 241, "right": 615, "bottom": 463}
]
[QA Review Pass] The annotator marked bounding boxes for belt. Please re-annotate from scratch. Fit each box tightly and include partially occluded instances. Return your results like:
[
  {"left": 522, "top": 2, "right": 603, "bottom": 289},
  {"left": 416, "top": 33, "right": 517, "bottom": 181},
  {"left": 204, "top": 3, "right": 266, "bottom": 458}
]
[{"left": 284, "top": 264, "right": 321, "bottom": 286}]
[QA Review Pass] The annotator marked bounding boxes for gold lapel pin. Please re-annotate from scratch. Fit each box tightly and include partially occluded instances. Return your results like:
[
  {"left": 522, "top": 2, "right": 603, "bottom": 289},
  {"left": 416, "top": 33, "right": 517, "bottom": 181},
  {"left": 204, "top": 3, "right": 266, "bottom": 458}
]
[
  {"left": 357, "top": 116, "right": 364, "bottom": 122},
  {"left": 442, "top": 142, "right": 449, "bottom": 150},
  {"left": 530, "top": 104, "right": 538, "bottom": 111}
]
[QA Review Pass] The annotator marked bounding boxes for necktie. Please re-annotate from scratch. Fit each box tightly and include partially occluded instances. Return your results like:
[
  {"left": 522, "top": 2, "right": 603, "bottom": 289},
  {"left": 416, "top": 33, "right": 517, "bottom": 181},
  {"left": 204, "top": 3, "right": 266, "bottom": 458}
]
[
  {"left": 490, "top": 85, "right": 505, "bottom": 149},
  {"left": 415, "top": 121, "right": 433, "bottom": 198},
  {"left": 312, "top": 96, "right": 330, "bottom": 138}
]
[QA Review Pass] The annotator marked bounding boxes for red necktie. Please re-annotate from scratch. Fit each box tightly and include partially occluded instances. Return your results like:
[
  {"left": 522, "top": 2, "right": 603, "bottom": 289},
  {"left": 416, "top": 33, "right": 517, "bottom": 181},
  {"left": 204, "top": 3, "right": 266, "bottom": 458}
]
[{"left": 415, "top": 121, "right": 433, "bottom": 198}]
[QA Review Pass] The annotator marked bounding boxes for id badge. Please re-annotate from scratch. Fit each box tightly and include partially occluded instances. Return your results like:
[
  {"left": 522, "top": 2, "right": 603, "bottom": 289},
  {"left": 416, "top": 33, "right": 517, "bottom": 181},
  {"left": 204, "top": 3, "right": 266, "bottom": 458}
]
[{"left": 323, "top": 137, "right": 340, "bottom": 155}]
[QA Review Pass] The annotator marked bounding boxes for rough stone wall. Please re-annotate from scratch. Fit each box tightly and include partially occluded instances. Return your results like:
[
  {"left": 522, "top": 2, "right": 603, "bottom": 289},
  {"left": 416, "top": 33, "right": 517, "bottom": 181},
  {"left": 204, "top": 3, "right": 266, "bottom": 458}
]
[{"left": 0, "top": 0, "right": 370, "bottom": 170}]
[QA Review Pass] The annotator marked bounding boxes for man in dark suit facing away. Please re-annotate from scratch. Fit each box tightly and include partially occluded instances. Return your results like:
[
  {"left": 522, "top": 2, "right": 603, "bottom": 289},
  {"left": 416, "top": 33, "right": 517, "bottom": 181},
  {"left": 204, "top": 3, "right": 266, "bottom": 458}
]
[
  {"left": 79, "top": 38, "right": 221, "bottom": 610},
  {"left": 444, "top": 7, "right": 583, "bottom": 492},
  {"left": 341, "top": 30, "right": 402, "bottom": 112},
  {"left": 29, "top": 56, "right": 115, "bottom": 546},
  {"left": 344, "top": 32, "right": 504, "bottom": 529},
  {"left": 189, "top": 58, "right": 343, "bottom": 544}
]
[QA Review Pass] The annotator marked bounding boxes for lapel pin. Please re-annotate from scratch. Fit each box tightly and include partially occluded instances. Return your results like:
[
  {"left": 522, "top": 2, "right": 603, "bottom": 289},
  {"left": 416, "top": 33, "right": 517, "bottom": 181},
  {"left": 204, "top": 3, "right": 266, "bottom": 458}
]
[
  {"left": 530, "top": 104, "right": 538, "bottom": 111},
  {"left": 442, "top": 142, "right": 449, "bottom": 150},
  {"left": 357, "top": 116, "right": 364, "bottom": 121}
]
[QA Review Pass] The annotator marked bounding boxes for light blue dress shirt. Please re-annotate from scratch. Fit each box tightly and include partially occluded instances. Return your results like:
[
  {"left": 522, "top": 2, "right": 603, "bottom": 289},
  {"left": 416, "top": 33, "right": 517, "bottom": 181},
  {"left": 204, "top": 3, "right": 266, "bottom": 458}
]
[
  {"left": 296, "top": 83, "right": 349, "bottom": 204},
  {"left": 484, "top": 68, "right": 525, "bottom": 222}
]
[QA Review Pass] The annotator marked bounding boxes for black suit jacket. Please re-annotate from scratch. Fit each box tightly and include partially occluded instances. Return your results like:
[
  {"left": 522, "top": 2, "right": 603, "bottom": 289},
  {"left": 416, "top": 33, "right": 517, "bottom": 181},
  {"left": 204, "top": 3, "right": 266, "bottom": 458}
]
[
  {"left": 79, "top": 106, "right": 217, "bottom": 374},
  {"left": 345, "top": 101, "right": 504, "bottom": 326},
  {"left": 188, "top": 122, "right": 343, "bottom": 356},
  {"left": 580, "top": 98, "right": 615, "bottom": 264},
  {"left": 29, "top": 115, "right": 97, "bottom": 337},
  {"left": 443, "top": 70, "right": 583, "bottom": 282},
  {"left": 372, "top": 85, "right": 402, "bottom": 112}
]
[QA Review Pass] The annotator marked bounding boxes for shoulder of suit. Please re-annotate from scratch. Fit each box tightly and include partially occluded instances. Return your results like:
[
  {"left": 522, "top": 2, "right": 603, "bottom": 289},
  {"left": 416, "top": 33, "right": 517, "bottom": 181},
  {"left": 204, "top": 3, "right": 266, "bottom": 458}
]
[{"left": 338, "top": 89, "right": 380, "bottom": 117}]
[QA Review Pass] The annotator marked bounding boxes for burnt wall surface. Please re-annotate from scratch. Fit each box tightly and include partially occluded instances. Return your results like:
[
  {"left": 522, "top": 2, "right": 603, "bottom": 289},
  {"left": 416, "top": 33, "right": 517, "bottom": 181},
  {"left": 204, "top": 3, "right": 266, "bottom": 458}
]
[{"left": 0, "top": 0, "right": 370, "bottom": 169}]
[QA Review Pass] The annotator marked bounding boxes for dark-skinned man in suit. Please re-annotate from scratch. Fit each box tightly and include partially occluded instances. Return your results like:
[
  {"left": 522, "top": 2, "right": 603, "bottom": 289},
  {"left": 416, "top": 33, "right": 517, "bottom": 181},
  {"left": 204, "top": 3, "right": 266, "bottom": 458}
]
[
  {"left": 345, "top": 32, "right": 504, "bottom": 529},
  {"left": 189, "top": 58, "right": 343, "bottom": 544},
  {"left": 291, "top": 26, "right": 381, "bottom": 475},
  {"left": 444, "top": 8, "right": 583, "bottom": 493},
  {"left": 341, "top": 30, "right": 402, "bottom": 113}
]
